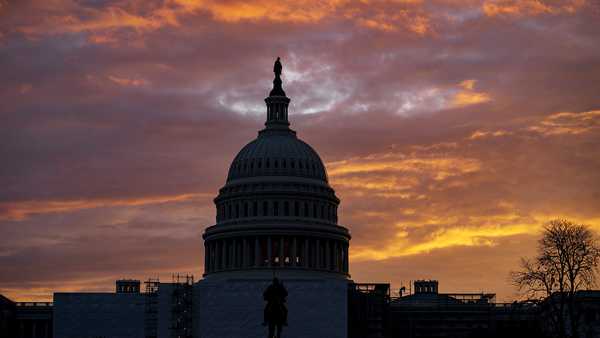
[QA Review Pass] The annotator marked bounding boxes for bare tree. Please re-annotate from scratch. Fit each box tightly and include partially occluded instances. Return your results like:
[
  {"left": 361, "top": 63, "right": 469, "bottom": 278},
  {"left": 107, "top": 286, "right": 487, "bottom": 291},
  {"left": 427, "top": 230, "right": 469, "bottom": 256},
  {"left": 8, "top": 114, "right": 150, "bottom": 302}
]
[{"left": 512, "top": 219, "right": 600, "bottom": 338}]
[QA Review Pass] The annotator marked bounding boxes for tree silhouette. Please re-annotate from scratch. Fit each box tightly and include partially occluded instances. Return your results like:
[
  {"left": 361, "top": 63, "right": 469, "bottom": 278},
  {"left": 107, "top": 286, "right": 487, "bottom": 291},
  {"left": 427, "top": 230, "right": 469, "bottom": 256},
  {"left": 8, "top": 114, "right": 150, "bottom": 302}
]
[{"left": 512, "top": 219, "right": 600, "bottom": 338}]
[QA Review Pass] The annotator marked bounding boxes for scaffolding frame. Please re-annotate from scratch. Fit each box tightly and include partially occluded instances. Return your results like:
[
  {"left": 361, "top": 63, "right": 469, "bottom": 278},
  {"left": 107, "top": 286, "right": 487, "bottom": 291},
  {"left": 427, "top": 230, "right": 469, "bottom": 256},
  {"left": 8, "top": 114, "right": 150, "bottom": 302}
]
[
  {"left": 170, "top": 274, "right": 194, "bottom": 338},
  {"left": 145, "top": 278, "right": 160, "bottom": 338}
]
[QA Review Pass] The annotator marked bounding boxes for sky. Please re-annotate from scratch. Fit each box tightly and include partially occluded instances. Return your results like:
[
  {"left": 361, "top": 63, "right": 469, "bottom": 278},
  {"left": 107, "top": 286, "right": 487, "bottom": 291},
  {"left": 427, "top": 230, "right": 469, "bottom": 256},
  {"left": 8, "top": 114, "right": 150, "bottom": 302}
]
[{"left": 1, "top": 0, "right": 599, "bottom": 302}]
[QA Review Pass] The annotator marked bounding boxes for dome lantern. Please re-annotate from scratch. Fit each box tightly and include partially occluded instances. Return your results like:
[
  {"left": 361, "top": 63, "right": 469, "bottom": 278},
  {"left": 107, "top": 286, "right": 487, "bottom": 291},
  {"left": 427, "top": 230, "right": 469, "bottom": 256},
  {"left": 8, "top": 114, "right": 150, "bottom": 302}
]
[{"left": 265, "top": 57, "right": 291, "bottom": 129}]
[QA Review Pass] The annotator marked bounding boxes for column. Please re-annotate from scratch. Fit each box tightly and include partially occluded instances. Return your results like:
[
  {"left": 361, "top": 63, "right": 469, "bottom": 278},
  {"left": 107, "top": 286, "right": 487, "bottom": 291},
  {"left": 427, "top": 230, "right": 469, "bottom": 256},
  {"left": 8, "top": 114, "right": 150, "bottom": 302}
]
[
  {"left": 343, "top": 243, "right": 349, "bottom": 273},
  {"left": 316, "top": 239, "right": 321, "bottom": 269},
  {"left": 242, "top": 238, "right": 248, "bottom": 268},
  {"left": 222, "top": 240, "right": 227, "bottom": 270},
  {"left": 276, "top": 103, "right": 280, "bottom": 120},
  {"left": 292, "top": 237, "right": 297, "bottom": 267},
  {"left": 279, "top": 236, "right": 284, "bottom": 266},
  {"left": 255, "top": 237, "right": 260, "bottom": 267},
  {"left": 210, "top": 241, "right": 217, "bottom": 271},
  {"left": 32, "top": 321, "right": 37, "bottom": 338},
  {"left": 303, "top": 237, "right": 309, "bottom": 268},
  {"left": 230, "top": 239, "right": 238, "bottom": 269},
  {"left": 232, "top": 240, "right": 236, "bottom": 268},
  {"left": 204, "top": 242, "right": 209, "bottom": 272},
  {"left": 215, "top": 241, "right": 220, "bottom": 270},
  {"left": 333, "top": 241, "right": 338, "bottom": 271},
  {"left": 326, "top": 240, "right": 331, "bottom": 270},
  {"left": 267, "top": 236, "right": 272, "bottom": 267}
]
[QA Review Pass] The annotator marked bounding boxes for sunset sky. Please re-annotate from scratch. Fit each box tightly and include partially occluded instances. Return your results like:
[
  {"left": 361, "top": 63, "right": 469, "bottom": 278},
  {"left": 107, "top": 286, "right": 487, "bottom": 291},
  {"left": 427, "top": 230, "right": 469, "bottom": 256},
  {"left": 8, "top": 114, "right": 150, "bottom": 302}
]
[{"left": 1, "top": 0, "right": 600, "bottom": 302}]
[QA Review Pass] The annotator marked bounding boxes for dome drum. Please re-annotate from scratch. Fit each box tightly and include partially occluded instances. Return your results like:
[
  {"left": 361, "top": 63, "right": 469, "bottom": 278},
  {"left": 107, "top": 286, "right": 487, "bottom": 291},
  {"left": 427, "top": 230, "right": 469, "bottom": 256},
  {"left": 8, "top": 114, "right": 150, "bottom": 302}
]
[{"left": 214, "top": 198, "right": 339, "bottom": 224}]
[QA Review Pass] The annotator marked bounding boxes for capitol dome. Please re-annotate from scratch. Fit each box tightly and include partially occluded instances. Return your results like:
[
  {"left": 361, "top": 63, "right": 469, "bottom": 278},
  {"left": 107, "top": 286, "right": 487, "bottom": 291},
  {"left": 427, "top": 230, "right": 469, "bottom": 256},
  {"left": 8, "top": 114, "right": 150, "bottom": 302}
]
[
  {"left": 202, "top": 58, "right": 350, "bottom": 278},
  {"left": 226, "top": 129, "right": 328, "bottom": 182}
]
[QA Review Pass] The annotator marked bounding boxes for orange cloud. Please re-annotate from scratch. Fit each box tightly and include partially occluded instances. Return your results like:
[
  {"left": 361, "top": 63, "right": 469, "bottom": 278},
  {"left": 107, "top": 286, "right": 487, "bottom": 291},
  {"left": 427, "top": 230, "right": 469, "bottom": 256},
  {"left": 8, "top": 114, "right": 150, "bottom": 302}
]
[
  {"left": 14, "top": 0, "right": 437, "bottom": 40},
  {"left": 19, "top": 84, "right": 33, "bottom": 94},
  {"left": 459, "top": 79, "right": 477, "bottom": 90},
  {"left": 468, "top": 129, "right": 510, "bottom": 140},
  {"left": 328, "top": 155, "right": 481, "bottom": 178},
  {"left": 528, "top": 110, "right": 600, "bottom": 136},
  {"left": 348, "top": 211, "right": 596, "bottom": 262},
  {"left": 351, "top": 219, "right": 540, "bottom": 261},
  {"left": 452, "top": 79, "right": 492, "bottom": 107},
  {"left": 483, "top": 0, "right": 586, "bottom": 17},
  {"left": 453, "top": 91, "right": 492, "bottom": 107},
  {"left": 0, "top": 193, "right": 210, "bottom": 221},
  {"left": 108, "top": 75, "right": 150, "bottom": 87}
]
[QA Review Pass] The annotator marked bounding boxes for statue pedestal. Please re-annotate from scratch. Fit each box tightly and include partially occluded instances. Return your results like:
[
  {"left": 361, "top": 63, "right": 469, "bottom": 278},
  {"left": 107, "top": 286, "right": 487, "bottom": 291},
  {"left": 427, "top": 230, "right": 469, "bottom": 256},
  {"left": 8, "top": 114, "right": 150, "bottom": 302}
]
[{"left": 194, "top": 273, "right": 348, "bottom": 338}]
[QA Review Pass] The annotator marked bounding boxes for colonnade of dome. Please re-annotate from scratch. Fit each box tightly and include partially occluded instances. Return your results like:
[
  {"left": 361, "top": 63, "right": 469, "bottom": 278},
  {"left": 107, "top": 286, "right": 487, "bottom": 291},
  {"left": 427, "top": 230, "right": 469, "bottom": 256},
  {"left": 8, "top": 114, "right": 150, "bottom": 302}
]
[{"left": 204, "top": 235, "right": 349, "bottom": 274}]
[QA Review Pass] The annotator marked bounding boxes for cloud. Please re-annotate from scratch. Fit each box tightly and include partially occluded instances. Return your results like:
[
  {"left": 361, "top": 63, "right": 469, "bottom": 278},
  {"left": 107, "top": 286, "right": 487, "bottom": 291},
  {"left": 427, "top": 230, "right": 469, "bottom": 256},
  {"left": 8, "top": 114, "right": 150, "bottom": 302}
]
[
  {"left": 0, "top": 193, "right": 211, "bottom": 221},
  {"left": 468, "top": 130, "right": 510, "bottom": 140},
  {"left": 19, "top": 83, "right": 32, "bottom": 94},
  {"left": 452, "top": 79, "right": 492, "bottom": 107},
  {"left": 482, "top": 0, "right": 586, "bottom": 17},
  {"left": 108, "top": 75, "right": 150, "bottom": 87},
  {"left": 528, "top": 110, "right": 600, "bottom": 136},
  {"left": 351, "top": 220, "right": 540, "bottom": 261}
]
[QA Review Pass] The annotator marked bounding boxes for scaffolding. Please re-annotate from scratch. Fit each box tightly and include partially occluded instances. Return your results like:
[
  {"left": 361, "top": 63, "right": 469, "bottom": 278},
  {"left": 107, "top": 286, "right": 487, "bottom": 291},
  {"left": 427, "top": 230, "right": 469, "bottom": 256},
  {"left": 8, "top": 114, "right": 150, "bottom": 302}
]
[
  {"left": 144, "top": 278, "right": 160, "bottom": 338},
  {"left": 170, "top": 274, "right": 194, "bottom": 338},
  {"left": 348, "top": 283, "right": 390, "bottom": 338}
]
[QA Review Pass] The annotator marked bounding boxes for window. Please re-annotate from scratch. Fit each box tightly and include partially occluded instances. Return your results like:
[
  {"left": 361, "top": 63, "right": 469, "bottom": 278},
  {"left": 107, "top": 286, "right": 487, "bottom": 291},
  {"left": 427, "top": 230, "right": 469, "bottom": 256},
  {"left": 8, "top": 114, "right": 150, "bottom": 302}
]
[
  {"left": 274, "top": 160, "right": 278, "bottom": 168},
  {"left": 253, "top": 201, "right": 258, "bottom": 217},
  {"left": 263, "top": 201, "right": 268, "bottom": 216},
  {"left": 284, "top": 201, "right": 290, "bottom": 216},
  {"left": 235, "top": 204, "right": 240, "bottom": 218},
  {"left": 266, "top": 159, "right": 270, "bottom": 168},
  {"left": 273, "top": 202, "right": 279, "bottom": 216},
  {"left": 304, "top": 202, "right": 308, "bottom": 217},
  {"left": 313, "top": 203, "right": 317, "bottom": 218},
  {"left": 294, "top": 201, "right": 299, "bottom": 217},
  {"left": 244, "top": 203, "right": 248, "bottom": 217}
]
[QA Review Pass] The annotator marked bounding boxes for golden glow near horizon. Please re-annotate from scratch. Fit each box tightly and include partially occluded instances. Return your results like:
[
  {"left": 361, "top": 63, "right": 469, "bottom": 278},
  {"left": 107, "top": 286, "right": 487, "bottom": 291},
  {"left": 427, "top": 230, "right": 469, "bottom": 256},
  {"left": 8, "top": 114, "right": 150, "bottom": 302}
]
[{"left": 1, "top": 0, "right": 599, "bottom": 302}]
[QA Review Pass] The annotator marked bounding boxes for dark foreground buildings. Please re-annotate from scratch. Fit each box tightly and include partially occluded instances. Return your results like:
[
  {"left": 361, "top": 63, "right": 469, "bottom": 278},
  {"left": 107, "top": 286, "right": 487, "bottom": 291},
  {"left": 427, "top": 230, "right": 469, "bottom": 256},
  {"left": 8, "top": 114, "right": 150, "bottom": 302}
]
[
  {"left": 3, "top": 279, "right": 600, "bottom": 338},
  {"left": 0, "top": 295, "right": 53, "bottom": 338},
  {"left": 349, "top": 280, "right": 600, "bottom": 338},
  {"left": 2, "top": 59, "right": 600, "bottom": 337}
]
